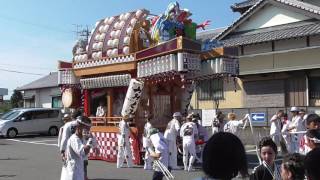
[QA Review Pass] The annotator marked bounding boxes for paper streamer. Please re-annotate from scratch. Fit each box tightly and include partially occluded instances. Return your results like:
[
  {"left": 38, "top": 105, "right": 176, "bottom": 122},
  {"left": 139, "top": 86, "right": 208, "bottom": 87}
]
[{"left": 121, "top": 79, "right": 144, "bottom": 116}]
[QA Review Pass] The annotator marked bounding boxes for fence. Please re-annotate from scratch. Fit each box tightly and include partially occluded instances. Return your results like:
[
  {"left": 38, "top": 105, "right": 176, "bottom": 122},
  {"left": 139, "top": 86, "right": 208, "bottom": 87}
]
[{"left": 191, "top": 106, "right": 320, "bottom": 145}]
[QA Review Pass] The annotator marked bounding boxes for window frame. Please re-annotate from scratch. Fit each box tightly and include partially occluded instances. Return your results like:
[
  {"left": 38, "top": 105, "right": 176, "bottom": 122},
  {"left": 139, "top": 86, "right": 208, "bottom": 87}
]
[{"left": 196, "top": 78, "right": 224, "bottom": 101}]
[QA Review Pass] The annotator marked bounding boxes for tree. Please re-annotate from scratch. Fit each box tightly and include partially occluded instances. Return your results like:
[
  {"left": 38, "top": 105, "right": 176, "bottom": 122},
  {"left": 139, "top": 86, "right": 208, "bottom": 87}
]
[{"left": 11, "top": 90, "right": 23, "bottom": 108}]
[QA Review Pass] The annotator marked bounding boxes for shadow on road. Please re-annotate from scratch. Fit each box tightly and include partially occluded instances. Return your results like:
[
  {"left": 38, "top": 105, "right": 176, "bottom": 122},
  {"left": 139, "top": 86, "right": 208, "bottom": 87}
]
[
  {"left": 0, "top": 175, "right": 16, "bottom": 178},
  {"left": 0, "top": 157, "right": 26, "bottom": 161},
  {"left": 10, "top": 134, "right": 56, "bottom": 139}
]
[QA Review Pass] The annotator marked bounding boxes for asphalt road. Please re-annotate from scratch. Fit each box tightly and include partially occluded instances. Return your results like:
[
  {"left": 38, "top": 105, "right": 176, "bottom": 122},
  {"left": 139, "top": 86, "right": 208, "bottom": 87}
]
[
  {"left": 0, "top": 135, "right": 280, "bottom": 180},
  {"left": 0, "top": 135, "right": 204, "bottom": 180}
]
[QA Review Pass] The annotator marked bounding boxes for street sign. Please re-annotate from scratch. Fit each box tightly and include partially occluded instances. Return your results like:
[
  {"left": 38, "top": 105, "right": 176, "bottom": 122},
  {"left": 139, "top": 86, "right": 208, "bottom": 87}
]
[
  {"left": 251, "top": 113, "right": 265, "bottom": 122},
  {"left": 202, "top": 109, "right": 216, "bottom": 127}
]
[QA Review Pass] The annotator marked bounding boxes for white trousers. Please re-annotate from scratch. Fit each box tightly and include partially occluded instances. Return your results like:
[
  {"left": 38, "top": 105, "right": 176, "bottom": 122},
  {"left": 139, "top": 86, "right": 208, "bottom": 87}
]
[
  {"left": 167, "top": 139, "right": 178, "bottom": 169},
  {"left": 212, "top": 127, "right": 219, "bottom": 135},
  {"left": 182, "top": 140, "right": 195, "bottom": 171},
  {"left": 144, "top": 147, "right": 153, "bottom": 170},
  {"left": 117, "top": 142, "right": 133, "bottom": 168}
]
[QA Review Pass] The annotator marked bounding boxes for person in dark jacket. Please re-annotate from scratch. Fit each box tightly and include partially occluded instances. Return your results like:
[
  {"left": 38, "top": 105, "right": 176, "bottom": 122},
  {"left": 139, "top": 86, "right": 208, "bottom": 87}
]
[{"left": 250, "top": 137, "right": 281, "bottom": 180}]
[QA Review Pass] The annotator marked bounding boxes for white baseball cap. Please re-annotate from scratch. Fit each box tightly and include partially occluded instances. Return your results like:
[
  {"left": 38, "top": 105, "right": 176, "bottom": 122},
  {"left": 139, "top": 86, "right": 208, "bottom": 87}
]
[
  {"left": 290, "top": 107, "right": 299, "bottom": 112},
  {"left": 173, "top": 112, "right": 182, "bottom": 117}
]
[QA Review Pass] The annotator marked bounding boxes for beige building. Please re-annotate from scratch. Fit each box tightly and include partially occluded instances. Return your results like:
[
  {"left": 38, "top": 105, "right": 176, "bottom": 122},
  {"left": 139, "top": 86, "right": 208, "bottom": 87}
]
[{"left": 192, "top": 0, "right": 320, "bottom": 111}]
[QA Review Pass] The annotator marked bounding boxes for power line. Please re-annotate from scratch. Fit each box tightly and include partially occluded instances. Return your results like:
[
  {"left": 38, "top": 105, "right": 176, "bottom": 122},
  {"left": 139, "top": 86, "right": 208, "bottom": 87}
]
[{"left": 0, "top": 68, "right": 44, "bottom": 76}]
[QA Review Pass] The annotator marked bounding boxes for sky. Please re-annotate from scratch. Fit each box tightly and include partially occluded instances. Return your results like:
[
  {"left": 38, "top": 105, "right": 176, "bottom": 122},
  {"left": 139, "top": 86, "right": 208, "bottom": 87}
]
[{"left": 0, "top": 0, "right": 241, "bottom": 99}]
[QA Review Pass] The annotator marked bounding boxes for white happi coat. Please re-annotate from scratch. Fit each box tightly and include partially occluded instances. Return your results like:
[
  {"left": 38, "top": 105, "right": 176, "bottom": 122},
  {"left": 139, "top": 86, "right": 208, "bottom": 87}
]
[
  {"left": 180, "top": 122, "right": 198, "bottom": 154},
  {"left": 223, "top": 120, "right": 243, "bottom": 136},
  {"left": 180, "top": 121, "right": 198, "bottom": 170},
  {"left": 83, "top": 134, "right": 98, "bottom": 161},
  {"left": 117, "top": 120, "right": 133, "bottom": 168},
  {"left": 282, "top": 120, "right": 293, "bottom": 153},
  {"left": 270, "top": 115, "right": 281, "bottom": 145},
  {"left": 142, "top": 122, "right": 153, "bottom": 170},
  {"left": 164, "top": 118, "right": 180, "bottom": 168},
  {"left": 60, "top": 121, "right": 77, "bottom": 153},
  {"left": 164, "top": 118, "right": 180, "bottom": 140},
  {"left": 96, "top": 106, "right": 107, "bottom": 117},
  {"left": 290, "top": 115, "right": 303, "bottom": 153},
  {"left": 150, "top": 133, "right": 169, "bottom": 172},
  {"left": 62, "top": 134, "right": 86, "bottom": 180}
]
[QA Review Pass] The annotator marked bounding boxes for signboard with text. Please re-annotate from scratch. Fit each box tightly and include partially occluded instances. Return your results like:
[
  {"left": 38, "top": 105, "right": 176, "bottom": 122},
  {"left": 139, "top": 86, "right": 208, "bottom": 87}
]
[{"left": 202, "top": 109, "right": 216, "bottom": 127}]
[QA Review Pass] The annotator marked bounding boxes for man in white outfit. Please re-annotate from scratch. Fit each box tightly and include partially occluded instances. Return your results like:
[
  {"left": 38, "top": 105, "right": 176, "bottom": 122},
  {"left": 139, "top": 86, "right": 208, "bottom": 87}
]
[
  {"left": 288, "top": 107, "right": 303, "bottom": 153},
  {"left": 60, "top": 112, "right": 79, "bottom": 180},
  {"left": 164, "top": 112, "right": 181, "bottom": 170},
  {"left": 143, "top": 117, "right": 153, "bottom": 170},
  {"left": 180, "top": 114, "right": 198, "bottom": 172},
  {"left": 117, "top": 115, "right": 133, "bottom": 168},
  {"left": 61, "top": 116, "right": 92, "bottom": 180},
  {"left": 269, "top": 110, "right": 284, "bottom": 146},
  {"left": 96, "top": 101, "right": 107, "bottom": 117},
  {"left": 148, "top": 128, "right": 170, "bottom": 180},
  {"left": 58, "top": 114, "right": 72, "bottom": 150}
]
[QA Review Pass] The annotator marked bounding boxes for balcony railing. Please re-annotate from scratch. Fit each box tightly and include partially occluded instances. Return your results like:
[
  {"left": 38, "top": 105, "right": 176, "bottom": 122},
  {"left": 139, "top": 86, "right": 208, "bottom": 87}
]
[{"left": 89, "top": 116, "right": 122, "bottom": 126}]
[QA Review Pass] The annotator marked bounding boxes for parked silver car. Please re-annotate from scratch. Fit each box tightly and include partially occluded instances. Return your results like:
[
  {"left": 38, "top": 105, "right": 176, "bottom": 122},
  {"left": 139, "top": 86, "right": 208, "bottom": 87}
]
[{"left": 0, "top": 108, "right": 63, "bottom": 138}]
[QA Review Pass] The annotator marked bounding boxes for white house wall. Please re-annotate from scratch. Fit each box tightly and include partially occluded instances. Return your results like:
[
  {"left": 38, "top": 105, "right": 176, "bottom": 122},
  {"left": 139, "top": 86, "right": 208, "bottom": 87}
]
[{"left": 236, "top": 4, "right": 309, "bottom": 32}]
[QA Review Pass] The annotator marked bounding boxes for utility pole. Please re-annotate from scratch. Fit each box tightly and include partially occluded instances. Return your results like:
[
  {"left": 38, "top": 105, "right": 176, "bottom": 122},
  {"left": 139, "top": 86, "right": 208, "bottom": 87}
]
[{"left": 73, "top": 24, "right": 90, "bottom": 42}]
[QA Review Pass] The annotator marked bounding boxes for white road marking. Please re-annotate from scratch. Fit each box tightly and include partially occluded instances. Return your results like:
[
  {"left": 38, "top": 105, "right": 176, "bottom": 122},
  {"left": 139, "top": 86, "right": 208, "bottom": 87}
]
[
  {"left": 246, "top": 149, "right": 257, "bottom": 153},
  {"left": 6, "top": 139, "right": 58, "bottom": 147}
]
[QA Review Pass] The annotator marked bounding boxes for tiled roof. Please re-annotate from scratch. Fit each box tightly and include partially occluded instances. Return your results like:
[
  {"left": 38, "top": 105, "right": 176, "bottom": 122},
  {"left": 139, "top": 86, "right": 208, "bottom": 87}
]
[
  {"left": 220, "top": 20, "right": 320, "bottom": 47},
  {"left": 217, "top": 0, "right": 320, "bottom": 40},
  {"left": 231, "top": 0, "right": 260, "bottom": 11},
  {"left": 16, "top": 72, "right": 58, "bottom": 91},
  {"left": 196, "top": 28, "right": 226, "bottom": 42}
]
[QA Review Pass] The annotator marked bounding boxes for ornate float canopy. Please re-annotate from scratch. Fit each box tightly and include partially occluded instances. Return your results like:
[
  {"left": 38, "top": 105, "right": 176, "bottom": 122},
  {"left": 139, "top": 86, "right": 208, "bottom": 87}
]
[{"left": 60, "top": 2, "right": 238, "bottom": 86}]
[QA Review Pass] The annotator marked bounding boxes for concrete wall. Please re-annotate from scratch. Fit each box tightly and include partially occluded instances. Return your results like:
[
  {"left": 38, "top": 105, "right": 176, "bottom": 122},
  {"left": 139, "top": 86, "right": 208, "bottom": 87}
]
[
  {"left": 243, "top": 79, "right": 285, "bottom": 107},
  {"left": 236, "top": 4, "right": 309, "bottom": 32},
  {"left": 191, "top": 78, "right": 244, "bottom": 109}
]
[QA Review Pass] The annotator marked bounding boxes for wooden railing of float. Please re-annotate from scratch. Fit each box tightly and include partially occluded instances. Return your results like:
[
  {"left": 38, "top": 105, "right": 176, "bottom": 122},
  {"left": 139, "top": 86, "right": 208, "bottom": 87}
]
[{"left": 89, "top": 116, "right": 122, "bottom": 126}]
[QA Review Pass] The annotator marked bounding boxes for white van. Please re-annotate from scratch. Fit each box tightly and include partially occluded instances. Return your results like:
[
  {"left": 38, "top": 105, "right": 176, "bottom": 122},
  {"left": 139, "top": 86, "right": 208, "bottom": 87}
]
[{"left": 0, "top": 108, "right": 63, "bottom": 138}]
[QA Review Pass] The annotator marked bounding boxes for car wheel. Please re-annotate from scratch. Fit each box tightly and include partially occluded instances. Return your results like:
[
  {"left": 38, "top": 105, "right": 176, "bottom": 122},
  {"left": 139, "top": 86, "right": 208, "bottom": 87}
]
[
  {"left": 7, "top": 128, "right": 18, "bottom": 138},
  {"left": 48, "top": 126, "right": 58, "bottom": 136}
]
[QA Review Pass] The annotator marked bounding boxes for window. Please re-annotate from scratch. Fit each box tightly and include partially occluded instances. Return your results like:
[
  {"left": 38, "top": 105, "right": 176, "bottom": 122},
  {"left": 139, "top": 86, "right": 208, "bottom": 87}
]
[
  {"left": 52, "top": 96, "right": 62, "bottom": 108},
  {"left": 309, "top": 77, "right": 320, "bottom": 99},
  {"left": 25, "top": 99, "right": 35, "bottom": 108},
  {"left": 21, "top": 112, "right": 33, "bottom": 120},
  {"left": 197, "top": 79, "right": 224, "bottom": 100},
  {"left": 32, "top": 111, "right": 49, "bottom": 119},
  {"left": 48, "top": 110, "right": 59, "bottom": 118}
]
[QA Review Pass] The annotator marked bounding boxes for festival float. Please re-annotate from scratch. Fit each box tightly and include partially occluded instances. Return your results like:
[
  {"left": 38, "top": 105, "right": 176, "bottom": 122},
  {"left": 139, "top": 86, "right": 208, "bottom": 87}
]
[{"left": 58, "top": 2, "right": 238, "bottom": 164}]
